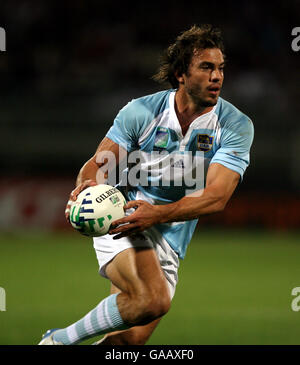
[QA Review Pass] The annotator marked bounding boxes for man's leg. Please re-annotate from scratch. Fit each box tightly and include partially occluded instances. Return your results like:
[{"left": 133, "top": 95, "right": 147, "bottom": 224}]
[
  {"left": 95, "top": 283, "right": 162, "bottom": 345},
  {"left": 50, "top": 246, "right": 170, "bottom": 345},
  {"left": 104, "top": 247, "right": 171, "bottom": 325}
]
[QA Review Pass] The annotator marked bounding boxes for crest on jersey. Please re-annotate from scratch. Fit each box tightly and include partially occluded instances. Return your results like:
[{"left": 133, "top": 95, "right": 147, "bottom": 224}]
[
  {"left": 154, "top": 127, "right": 169, "bottom": 149},
  {"left": 197, "top": 134, "right": 214, "bottom": 152}
]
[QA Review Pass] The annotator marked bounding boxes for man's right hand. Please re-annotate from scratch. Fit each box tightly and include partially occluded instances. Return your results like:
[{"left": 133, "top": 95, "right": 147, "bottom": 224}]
[{"left": 65, "top": 179, "right": 98, "bottom": 222}]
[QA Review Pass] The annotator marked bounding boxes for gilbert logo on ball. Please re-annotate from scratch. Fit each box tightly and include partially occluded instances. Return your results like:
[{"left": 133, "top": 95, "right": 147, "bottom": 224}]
[{"left": 70, "top": 184, "right": 126, "bottom": 237}]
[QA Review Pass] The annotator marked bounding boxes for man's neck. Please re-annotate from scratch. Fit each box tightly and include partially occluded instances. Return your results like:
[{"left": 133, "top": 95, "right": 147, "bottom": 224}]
[{"left": 174, "top": 89, "right": 214, "bottom": 128}]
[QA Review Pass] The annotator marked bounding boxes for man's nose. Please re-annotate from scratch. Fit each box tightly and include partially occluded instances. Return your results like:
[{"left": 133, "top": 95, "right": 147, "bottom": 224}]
[{"left": 211, "top": 69, "right": 223, "bottom": 82}]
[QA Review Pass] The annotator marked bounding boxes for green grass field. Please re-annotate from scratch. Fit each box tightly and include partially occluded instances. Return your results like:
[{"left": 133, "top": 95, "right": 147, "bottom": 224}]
[{"left": 0, "top": 228, "right": 300, "bottom": 345}]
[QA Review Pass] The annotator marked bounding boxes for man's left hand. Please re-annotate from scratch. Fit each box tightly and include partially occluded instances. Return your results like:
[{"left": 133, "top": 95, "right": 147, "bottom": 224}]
[{"left": 109, "top": 200, "right": 163, "bottom": 239}]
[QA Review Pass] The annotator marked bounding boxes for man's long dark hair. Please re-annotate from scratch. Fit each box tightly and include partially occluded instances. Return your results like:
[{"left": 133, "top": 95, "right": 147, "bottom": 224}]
[{"left": 153, "top": 24, "right": 225, "bottom": 88}]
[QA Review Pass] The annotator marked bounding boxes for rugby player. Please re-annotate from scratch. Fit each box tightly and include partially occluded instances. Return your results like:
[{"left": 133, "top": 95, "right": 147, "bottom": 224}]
[{"left": 39, "top": 24, "right": 254, "bottom": 345}]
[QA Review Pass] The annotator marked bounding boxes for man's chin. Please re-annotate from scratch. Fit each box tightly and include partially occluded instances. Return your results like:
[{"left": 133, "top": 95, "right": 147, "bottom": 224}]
[
  {"left": 200, "top": 97, "right": 218, "bottom": 107},
  {"left": 190, "top": 91, "right": 220, "bottom": 108}
]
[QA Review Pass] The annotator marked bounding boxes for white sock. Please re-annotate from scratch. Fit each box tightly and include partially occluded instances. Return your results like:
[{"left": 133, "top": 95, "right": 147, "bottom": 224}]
[{"left": 52, "top": 293, "right": 129, "bottom": 345}]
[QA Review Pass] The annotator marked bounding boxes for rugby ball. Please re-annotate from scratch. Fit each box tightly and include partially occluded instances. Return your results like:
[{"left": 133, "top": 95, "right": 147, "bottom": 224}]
[{"left": 69, "top": 184, "right": 126, "bottom": 237}]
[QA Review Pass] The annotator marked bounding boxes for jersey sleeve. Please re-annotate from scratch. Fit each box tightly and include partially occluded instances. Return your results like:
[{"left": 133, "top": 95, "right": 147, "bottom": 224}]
[
  {"left": 106, "top": 90, "right": 171, "bottom": 152},
  {"left": 105, "top": 100, "right": 139, "bottom": 151},
  {"left": 210, "top": 115, "right": 254, "bottom": 179}
]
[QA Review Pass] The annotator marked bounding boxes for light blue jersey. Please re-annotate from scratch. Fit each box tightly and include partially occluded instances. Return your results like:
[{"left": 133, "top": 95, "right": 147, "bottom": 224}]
[{"left": 106, "top": 89, "right": 254, "bottom": 259}]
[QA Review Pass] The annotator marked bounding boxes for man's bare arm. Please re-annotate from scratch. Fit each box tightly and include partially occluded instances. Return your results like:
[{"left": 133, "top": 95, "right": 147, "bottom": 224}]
[
  {"left": 70, "top": 137, "right": 124, "bottom": 197},
  {"left": 159, "top": 162, "right": 240, "bottom": 222},
  {"left": 65, "top": 137, "right": 124, "bottom": 220}
]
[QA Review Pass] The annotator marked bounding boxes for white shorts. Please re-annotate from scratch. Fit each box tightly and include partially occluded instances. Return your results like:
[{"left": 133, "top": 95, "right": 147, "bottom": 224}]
[{"left": 93, "top": 227, "right": 179, "bottom": 299}]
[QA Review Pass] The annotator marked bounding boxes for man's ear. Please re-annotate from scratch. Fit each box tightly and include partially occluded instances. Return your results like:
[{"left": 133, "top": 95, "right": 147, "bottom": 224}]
[{"left": 175, "top": 70, "right": 184, "bottom": 85}]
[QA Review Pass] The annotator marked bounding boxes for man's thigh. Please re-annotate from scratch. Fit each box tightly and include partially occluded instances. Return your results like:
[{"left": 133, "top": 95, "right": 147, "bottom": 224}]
[
  {"left": 93, "top": 230, "right": 179, "bottom": 299},
  {"left": 105, "top": 246, "right": 168, "bottom": 296},
  {"left": 93, "top": 232, "right": 153, "bottom": 279}
]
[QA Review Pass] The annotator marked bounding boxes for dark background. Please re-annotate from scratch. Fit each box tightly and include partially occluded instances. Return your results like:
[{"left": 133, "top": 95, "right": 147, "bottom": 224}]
[{"left": 0, "top": 0, "right": 299, "bottom": 230}]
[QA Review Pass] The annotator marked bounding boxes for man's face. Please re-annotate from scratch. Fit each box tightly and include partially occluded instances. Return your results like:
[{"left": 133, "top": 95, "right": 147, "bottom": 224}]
[{"left": 179, "top": 48, "right": 225, "bottom": 107}]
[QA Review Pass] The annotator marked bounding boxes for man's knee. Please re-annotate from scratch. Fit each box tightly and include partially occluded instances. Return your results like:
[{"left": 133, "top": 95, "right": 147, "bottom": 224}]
[
  {"left": 132, "top": 286, "right": 171, "bottom": 324},
  {"left": 143, "top": 293, "right": 170, "bottom": 319}
]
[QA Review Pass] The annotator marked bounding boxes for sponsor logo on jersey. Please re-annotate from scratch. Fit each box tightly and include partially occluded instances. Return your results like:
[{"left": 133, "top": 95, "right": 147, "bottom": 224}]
[
  {"left": 197, "top": 134, "right": 213, "bottom": 152},
  {"left": 154, "top": 127, "right": 169, "bottom": 149},
  {"left": 171, "top": 159, "right": 185, "bottom": 169}
]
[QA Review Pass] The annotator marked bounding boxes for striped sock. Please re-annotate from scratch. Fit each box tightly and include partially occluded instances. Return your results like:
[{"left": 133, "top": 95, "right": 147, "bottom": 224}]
[{"left": 52, "top": 293, "right": 129, "bottom": 345}]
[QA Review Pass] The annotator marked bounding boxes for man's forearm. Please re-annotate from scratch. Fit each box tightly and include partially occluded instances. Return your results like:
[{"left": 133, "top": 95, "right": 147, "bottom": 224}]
[
  {"left": 157, "top": 186, "right": 227, "bottom": 224},
  {"left": 75, "top": 138, "right": 123, "bottom": 188},
  {"left": 75, "top": 158, "right": 101, "bottom": 187}
]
